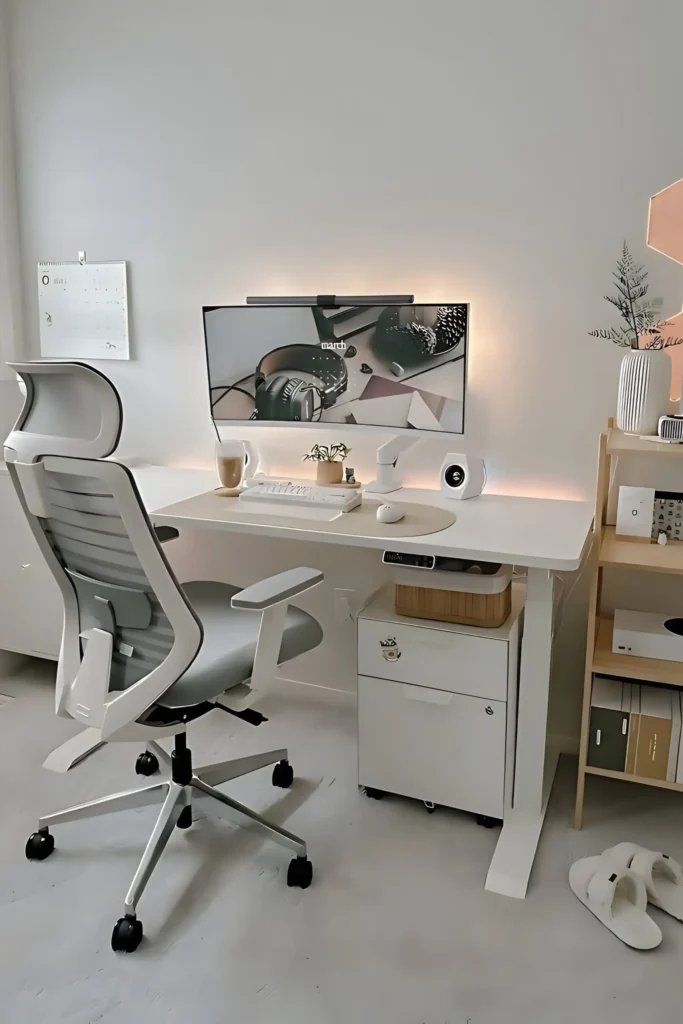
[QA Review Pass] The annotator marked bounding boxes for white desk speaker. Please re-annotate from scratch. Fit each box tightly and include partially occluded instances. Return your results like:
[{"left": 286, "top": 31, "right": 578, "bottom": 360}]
[{"left": 440, "top": 454, "right": 486, "bottom": 500}]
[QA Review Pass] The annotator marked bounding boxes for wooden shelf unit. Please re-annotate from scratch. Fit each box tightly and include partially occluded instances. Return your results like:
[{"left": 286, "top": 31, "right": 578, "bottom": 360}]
[
  {"left": 606, "top": 426, "right": 683, "bottom": 458},
  {"left": 585, "top": 765, "right": 683, "bottom": 795},
  {"left": 574, "top": 421, "right": 683, "bottom": 828},
  {"left": 600, "top": 526, "right": 683, "bottom": 575}
]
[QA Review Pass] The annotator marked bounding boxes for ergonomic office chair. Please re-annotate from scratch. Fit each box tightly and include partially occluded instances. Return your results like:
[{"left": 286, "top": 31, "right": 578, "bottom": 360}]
[{"left": 4, "top": 361, "right": 324, "bottom": 953}]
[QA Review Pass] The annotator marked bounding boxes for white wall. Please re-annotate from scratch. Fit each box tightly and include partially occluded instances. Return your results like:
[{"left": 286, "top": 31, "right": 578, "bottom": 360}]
[
  {"left": 0, "top": 0, "right": 22, "bottom": 390},
  {"left": 7, "top": 0, "right": 683, "bottom": 736},
  {"left": 0, "top": 0, "right": 23, "bottom": 440}
]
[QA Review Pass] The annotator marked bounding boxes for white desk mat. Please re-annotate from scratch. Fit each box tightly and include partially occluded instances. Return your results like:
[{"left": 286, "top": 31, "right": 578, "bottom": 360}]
[{"left": 157, "top": 491, "right": 456, "bottom": 538}]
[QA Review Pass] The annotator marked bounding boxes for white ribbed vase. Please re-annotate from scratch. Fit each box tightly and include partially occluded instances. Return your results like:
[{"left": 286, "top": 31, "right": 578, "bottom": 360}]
[{"left": 616, "top": 349, "right": 671, "bottom": 435}]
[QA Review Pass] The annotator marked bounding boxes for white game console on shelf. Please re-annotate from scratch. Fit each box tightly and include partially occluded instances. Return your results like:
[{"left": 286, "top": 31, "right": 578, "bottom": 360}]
[{"left": 613, "top": 608, "right": 683, "bottom": 663}]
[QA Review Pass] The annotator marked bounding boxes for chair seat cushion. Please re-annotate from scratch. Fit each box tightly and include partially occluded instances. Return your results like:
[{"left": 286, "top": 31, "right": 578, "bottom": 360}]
[{"left": 158, "top": 580, "right": 323, "bottom": 708}]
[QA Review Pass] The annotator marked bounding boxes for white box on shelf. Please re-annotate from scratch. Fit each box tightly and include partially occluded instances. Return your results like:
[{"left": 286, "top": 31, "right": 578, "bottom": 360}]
[{"left": 615, "top": 486, "right": 655, "bottom": 539}]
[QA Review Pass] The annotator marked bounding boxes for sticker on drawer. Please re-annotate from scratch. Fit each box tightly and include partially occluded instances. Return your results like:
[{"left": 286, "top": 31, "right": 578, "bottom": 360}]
[{"left": 380, "top": 637, "right": 401, "bottom": 662}]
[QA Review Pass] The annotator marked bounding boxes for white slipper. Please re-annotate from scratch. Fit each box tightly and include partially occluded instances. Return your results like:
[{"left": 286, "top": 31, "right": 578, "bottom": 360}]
[
  {"left": 603, "top": 842, "right": 683, "bottom": 922},
  {"left": 569, "top": 855, "right": 662, "bottom": 949}
]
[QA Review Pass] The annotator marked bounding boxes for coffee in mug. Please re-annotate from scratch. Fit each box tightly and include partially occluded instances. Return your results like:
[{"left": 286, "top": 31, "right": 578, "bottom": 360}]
[{"left": 215, "top": 441, "right": 249, "bottom": 496}]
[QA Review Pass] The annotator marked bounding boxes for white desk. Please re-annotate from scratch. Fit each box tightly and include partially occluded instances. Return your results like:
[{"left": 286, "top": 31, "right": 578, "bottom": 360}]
[{"left": 153, "top": 485, "right": 593, "bottom": 899}]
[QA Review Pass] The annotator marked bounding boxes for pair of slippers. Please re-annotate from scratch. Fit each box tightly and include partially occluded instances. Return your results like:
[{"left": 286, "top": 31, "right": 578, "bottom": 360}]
[{"left": 570, "top": 842, "right": 683, "bottom": 949}]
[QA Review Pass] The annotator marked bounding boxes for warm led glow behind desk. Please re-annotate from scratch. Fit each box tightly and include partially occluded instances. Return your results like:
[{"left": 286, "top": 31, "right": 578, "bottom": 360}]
[{"left": 153, "top": 485, "right": 593, "bottom": 899}]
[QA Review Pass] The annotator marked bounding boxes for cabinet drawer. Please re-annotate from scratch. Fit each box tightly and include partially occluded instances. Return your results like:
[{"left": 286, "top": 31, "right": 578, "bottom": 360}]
[
  {"left": 358, "top": 675, "right": 505, "bottom": 818},
  {"left": 357, "top": 617, "right": 508, "bottom": 701}
]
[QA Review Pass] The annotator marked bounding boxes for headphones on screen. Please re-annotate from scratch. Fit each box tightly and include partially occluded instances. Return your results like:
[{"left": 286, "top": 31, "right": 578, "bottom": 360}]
[{"left": 253, "top": 344, "right": 348, "bottom": 421}]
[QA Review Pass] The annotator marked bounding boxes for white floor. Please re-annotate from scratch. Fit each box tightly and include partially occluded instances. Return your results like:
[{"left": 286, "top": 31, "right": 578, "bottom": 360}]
[{"left": 2, "top": 662, "right": 683, "bottom": 1024}]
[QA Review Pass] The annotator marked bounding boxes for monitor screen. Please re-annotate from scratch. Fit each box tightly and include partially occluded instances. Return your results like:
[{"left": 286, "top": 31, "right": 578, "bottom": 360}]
[{"left": 203, "top": 302, "right": 468, "bottom": 433}]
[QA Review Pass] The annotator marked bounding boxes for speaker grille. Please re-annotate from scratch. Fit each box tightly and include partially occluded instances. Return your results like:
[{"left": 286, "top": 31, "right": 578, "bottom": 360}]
[{"left": 659, "top": 416, "right": 683, "bottom": 440}]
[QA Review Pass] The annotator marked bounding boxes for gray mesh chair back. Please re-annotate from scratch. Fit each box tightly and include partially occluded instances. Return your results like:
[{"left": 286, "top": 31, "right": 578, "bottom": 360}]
[
  {"left": 4, "top": 362, "right": 202, "bottom": 739},
  {"left": 41, "top": 464, "right": 192, "bottom": 692}
]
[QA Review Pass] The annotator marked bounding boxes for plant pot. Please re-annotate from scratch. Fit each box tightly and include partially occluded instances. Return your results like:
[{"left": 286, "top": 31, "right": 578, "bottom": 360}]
[
  {"left": 616, "top": 349, "right": 671, "bottom": 434},
  {"left": 316, "top": 461, "right": 344, "bottom": 485}
]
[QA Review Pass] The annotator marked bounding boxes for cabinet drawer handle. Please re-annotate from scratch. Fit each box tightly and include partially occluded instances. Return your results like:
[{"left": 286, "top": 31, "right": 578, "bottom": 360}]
[
  {"left": 402, "top": 685, "right": 452, "bottom": 705},
  {"left": 596, "top": 729, "right": 601, "bottom": 746}
]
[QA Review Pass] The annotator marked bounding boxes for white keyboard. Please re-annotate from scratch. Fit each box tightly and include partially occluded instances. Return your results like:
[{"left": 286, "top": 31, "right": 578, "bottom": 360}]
[{"left": 240, "top": 480, "right": 361, "bottom": 512}]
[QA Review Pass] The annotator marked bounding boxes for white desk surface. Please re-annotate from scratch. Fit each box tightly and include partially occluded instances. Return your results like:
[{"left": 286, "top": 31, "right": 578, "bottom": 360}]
[
  {"left": 126, "top": 464, "right": 214, "bottom": 513},
  {"left": 153, "top": 485, "right": 593, "bottom": 572}
]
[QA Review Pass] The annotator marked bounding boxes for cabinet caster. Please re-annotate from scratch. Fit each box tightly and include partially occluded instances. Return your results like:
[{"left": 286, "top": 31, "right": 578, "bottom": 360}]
[
  {"left": 476, "top": 815, "right": 500, "bottom": 829},
  {"left": 424, "top": 801, "right": 437, "bottom": 814},
  {"left": 111, "top": 915, "right": 143, "bottom": 953},
  {"left": 364, "top": 787, "right": 386, "bottom": 800},
  {"left": 272, "top": 759, "right": 294, "bottom": 788},
  {"left": 287, "top": 856, "right": 313, "bottom": 889},
  {"left": 25, "top": 829, "right": 55, "bottom": 861},
  {"left": 135, "top": 751, "right": 159, "bottom": 777}
]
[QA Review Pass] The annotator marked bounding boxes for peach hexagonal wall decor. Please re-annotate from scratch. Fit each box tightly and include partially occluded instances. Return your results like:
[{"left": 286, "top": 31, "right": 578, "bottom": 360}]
[
  {"left": 649, "top": 177, "right": 683, "bottom": 265},
  {"left": 646, "top": 310, "right": 683, "bottom": 401},
  {"left": 648, "top": 177, "right": 683, "bottom": 400}
]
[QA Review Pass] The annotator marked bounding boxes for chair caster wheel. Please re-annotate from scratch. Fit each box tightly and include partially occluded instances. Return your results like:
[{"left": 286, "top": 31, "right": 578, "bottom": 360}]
[
  {"left": 25, "top": 830, "right": 54, "bottom": 861},
  {"left": 272, "top": 759, "right": 294, "bottom": 788},
  {"left": 424, "top": 801, "right": 437, "bottom": 814},
  {"left": 364, "top": 787, "right": 385, "bottom": 800},
  {"left": 177, "top": 806, "right": 193, "bottom": 830},
  {"left": 287, "top": 856, "right": 313, "bottom": 889},
  {"left": 111, "top": 915, "right": 143, "bottom": 953},
  {"left": 476, "top": 815, "right": 499, "bottom": 829},
  {"left": 135, "top": 751, "right": 159, "bottom": 776}
]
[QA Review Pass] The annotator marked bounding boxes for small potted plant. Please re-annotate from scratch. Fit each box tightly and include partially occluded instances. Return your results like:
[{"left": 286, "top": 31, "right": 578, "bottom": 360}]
[
  {"left": 590, "top": 242, "right": 683, "bottom": 433},
  {"left": 303, "top": 442, "right": 351, "bottom": 485}
]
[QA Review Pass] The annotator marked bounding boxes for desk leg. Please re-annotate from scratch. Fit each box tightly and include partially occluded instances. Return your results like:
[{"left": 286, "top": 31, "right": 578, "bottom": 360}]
[
  {"left": 485, "top": 567, "right": 555, "bottom": 899},
  {"left": 43, "top": 728, "right": 105, "bottom": 772}
]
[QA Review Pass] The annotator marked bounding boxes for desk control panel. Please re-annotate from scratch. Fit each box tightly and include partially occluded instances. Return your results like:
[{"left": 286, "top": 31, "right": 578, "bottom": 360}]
[
  {"left": 383, "top": 551, "right": 435, "bottom": 569},
  {"left": 383, "top": 551, "right": 504, "bottom": 573}
]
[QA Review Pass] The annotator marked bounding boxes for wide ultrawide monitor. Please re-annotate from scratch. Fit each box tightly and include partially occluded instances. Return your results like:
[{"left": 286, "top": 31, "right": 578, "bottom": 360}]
[{"left": 203, "top": 302, "right": 468, "bottom": 432}]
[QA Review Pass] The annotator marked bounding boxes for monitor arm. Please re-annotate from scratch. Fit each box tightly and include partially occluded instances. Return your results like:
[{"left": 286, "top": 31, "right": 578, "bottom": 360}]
[{"left": 365, "top": 436, "right": 419, "bottom": 494}]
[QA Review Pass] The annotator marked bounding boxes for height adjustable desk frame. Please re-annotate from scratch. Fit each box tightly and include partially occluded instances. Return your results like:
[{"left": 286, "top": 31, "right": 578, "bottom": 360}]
[{"left": 152, "top": 485, "right": 592, "bottom": 899}]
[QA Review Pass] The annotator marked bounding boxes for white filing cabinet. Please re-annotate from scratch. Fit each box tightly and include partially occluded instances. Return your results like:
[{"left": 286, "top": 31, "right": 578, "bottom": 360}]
[
  {"left": 357, "top": 584, "right": 523, "bottom": 819},
  {"left": 0, "top": 467, "right": 62, "bottom": 659}
]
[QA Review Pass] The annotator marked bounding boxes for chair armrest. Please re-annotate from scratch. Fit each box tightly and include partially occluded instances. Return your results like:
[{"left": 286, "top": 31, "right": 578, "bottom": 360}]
[{"left": 231, "top": 567, "right": 324, "bottom": 610}]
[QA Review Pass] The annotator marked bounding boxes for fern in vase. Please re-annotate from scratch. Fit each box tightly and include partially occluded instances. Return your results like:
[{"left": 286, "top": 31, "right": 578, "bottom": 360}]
[
  {"left": 590, "top": 243, "right": 683, "bottom": 434},
  {"left": 589, "top": 242, "right": 683, "bottom": 350}
]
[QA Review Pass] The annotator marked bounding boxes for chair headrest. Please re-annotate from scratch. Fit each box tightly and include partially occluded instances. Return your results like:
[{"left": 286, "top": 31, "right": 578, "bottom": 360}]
[{"left": 4, "top": 361, "right": 122, "bottom": 463}]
